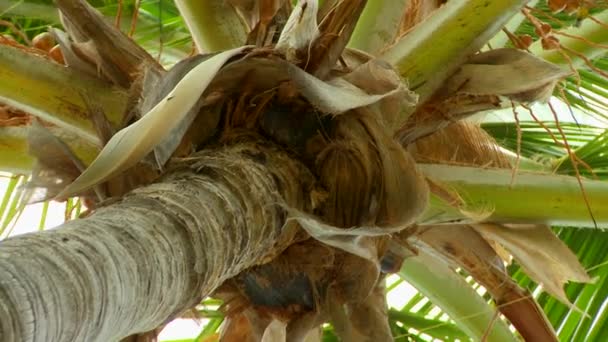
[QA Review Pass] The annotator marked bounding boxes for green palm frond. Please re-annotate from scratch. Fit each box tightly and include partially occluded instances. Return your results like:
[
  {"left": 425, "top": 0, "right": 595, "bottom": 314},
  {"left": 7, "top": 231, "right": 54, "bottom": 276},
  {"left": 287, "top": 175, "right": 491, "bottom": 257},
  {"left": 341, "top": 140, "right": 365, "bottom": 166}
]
[{"left": 0, "top": 174, "right": 26, "bottom": 237}]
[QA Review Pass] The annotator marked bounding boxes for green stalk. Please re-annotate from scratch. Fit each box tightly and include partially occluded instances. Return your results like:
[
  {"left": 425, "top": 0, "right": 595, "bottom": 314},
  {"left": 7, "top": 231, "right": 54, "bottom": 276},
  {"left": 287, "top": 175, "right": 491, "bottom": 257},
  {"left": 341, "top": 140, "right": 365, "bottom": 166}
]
[
  {"left": 174, "top": 0, "right": 246, "bottom": 53},
  {"left": 0, "top": 45, "right": 127, "bottom": 143},
  {"left": 347, "top": 0, "right": 409, "bottom": 54},
  {"left": 399, "top": 251, "right": 517, "bottom": 342},
  {"left": 529, "top": 10, "right": 608, "bottom": 67},
  {"left": 0, "top": 126, "right": 100, "bottom": 174},
  {"left": 0, "top": 127, "right": 34, "bottom": 173},
  {"left": 419, "top": 164, "right": 608, "bottom": 228},
  {"left": 381, "top": 0, "right": 528, "bottom": 102}
]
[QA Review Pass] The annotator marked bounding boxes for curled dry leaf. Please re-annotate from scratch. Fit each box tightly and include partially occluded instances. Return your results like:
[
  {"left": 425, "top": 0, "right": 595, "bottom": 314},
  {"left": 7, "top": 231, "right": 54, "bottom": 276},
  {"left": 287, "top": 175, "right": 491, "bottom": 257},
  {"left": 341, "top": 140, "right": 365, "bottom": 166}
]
[
  {"left": 473, "top": 223, "right": 593, "bottom": 308},
  {"left": 290, "top": 65, "right": 410, "bottom": 114},
  {"left": 57, "top": 51, "right": 415, "bottom": 198},
  {"left": 343, "top": 59, "right": 416, "bottom": 128},
  {"left": 444, "top": 48, "right": 571, "bottom": 103},
  {"left": 26, "top": 121, "right": 96, "bottom": 202},
  {"left": 140, "top": 54, "right": 223, "bottom": 168},
  {"left": 56, "top": 47, "right": 250, "bottom": 199},
  {"left": 288, "top": 210, "right": 396, "bottom": 263},
  {"left": 275, "top": 0, "right": 320, "bottom": 61},
  {"left": 209, "top": 55, "right": 411, "bottom": 117}
]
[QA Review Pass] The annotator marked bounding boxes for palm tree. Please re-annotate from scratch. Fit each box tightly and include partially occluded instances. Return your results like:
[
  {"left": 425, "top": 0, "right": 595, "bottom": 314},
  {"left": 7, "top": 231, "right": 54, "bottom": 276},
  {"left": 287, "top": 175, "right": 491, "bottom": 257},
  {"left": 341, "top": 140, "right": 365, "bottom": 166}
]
[{"left": 1, "top": 0, "right": 607, "bottom": 341}]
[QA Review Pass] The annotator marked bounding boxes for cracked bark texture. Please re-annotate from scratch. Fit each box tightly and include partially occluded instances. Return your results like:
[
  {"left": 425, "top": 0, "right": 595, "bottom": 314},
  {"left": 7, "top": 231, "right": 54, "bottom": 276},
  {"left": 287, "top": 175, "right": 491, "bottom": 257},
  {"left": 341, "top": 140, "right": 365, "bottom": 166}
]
[{"left": 0, "top": 141, "right": 314, "bottom": 341}]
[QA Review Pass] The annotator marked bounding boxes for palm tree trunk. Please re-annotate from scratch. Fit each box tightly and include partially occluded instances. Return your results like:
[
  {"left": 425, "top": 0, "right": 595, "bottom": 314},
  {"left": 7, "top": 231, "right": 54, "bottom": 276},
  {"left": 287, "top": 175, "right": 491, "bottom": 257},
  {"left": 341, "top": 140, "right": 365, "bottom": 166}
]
[{"left": 0, "top": 139, "right": 314, "bottom": 341}]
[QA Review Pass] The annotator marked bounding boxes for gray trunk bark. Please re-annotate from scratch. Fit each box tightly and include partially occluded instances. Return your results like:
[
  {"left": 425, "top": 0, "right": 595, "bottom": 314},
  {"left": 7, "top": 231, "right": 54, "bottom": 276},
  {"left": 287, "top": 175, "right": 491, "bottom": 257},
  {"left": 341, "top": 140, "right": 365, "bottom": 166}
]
[{"left": 0, "top": 141, "right": 314, "bottom": 341}]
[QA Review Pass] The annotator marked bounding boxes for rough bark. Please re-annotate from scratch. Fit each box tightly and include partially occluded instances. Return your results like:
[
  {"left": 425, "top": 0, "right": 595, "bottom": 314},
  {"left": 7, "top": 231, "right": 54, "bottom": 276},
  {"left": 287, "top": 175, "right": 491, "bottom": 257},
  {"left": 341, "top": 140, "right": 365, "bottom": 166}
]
[{"left": 0, "top": 140, "right": 314, "bottom": 341}]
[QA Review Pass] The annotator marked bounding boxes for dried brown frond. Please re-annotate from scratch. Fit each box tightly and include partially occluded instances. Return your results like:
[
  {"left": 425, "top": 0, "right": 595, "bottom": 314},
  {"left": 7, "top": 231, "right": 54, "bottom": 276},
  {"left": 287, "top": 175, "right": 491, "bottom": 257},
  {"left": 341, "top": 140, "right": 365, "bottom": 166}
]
[
  {"left": 307, "top": 0, "right": 367, "bottom": 78},
  {"left": 56, "top": 0, "right": 160, "bottom": 87},
  {"left": 399, "top": 48, "right": 569, "bottom": 147},
  {"left": 416, "top": 225, "right": 558, "bottom": 342}
]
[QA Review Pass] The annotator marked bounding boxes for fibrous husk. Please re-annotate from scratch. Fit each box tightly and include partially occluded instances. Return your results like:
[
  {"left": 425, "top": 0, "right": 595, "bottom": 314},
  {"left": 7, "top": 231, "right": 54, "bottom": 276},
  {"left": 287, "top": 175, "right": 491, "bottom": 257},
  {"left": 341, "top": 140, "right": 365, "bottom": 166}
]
[
  {"left": 326, "top": 280, "right": 392, "bottom": 342},
  {"left": 215, "top": 240, "right": 332, "bottom": 341},
  {"left": 220, "top": 309, "right": 322, "bottom": 342},
  {"left": 315, "top": 110, "right": 428, "bottom": 228},
  {"left": 408, "top": 121, "right": 510, "bottom": 168}
]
